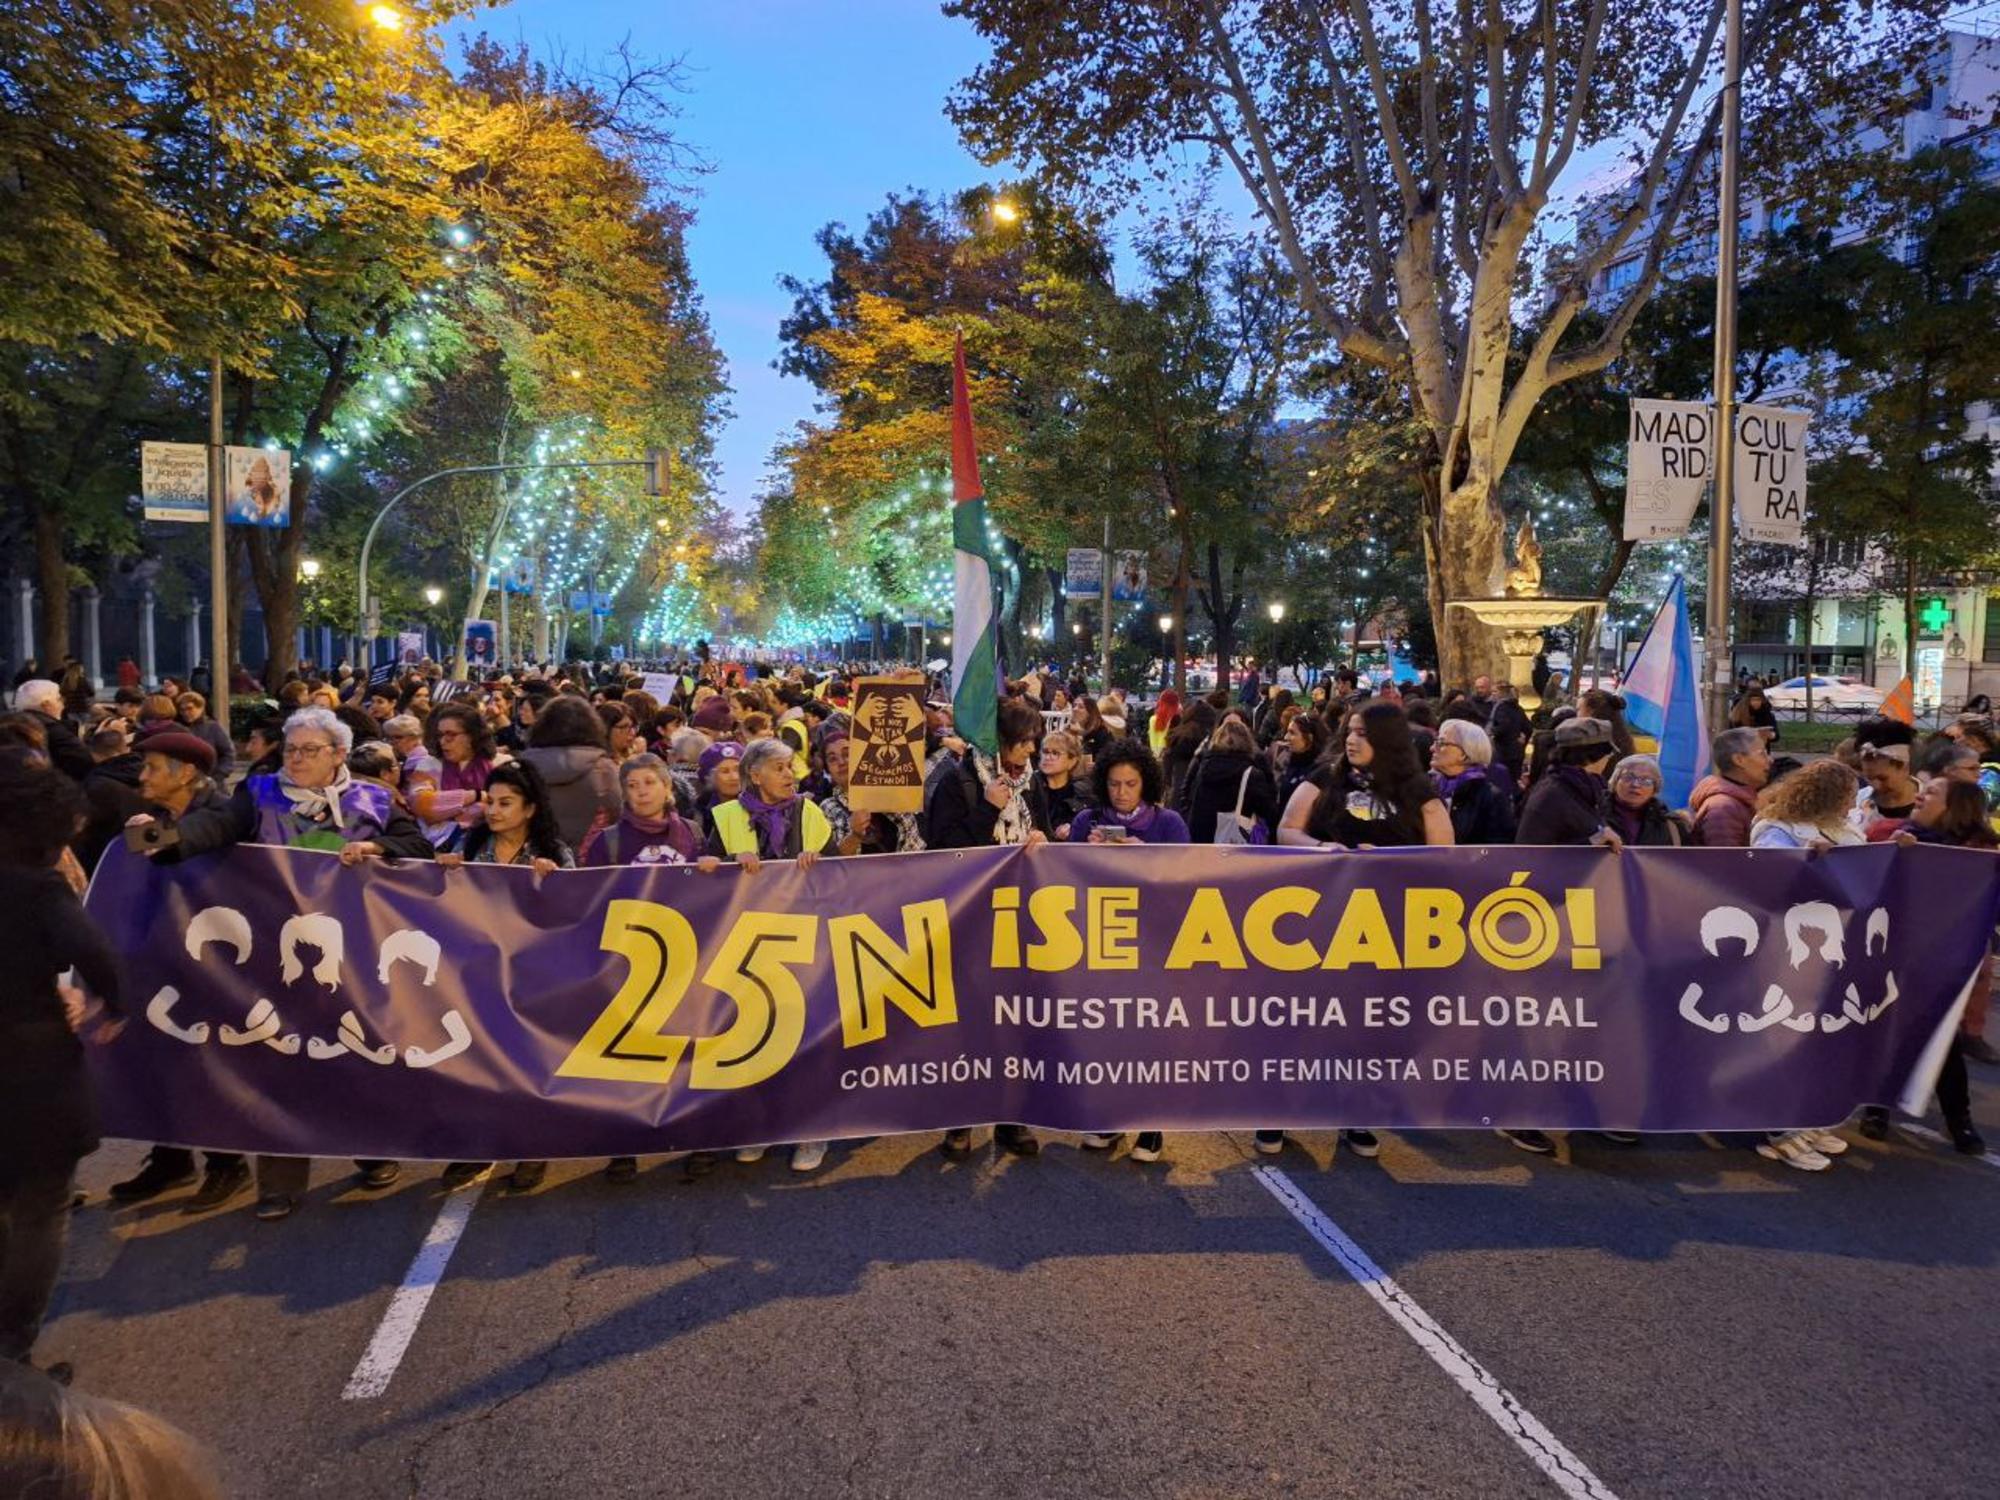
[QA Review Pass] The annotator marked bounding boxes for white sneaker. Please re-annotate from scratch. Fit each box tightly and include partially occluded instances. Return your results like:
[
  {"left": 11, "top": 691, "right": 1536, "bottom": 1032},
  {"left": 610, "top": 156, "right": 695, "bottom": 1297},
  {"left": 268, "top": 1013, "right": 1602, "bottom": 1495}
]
[
  {"left": 1078, "top": 1133, "right": 1119, "bottom": 1150},
  {"left": 1801, "top": 1129, "right": 1849, "bottom": 1157},
  {"left": 790, "top": 1141, "right": 828, "bottom": 1172},
  {"left": 734, "top": 1145, "right": 767, "bottom": 1163},
  {"left": 1756, "top": 1132, "right": 1831, "bottom": 1172}
]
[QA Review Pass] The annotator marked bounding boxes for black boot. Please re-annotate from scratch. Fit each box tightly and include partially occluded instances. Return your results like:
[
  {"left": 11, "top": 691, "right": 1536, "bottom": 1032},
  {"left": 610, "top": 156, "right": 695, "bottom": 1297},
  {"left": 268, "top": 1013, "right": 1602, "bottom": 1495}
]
[{"left": 110, "top": 1150, "right": 197, "bottom": 1204}]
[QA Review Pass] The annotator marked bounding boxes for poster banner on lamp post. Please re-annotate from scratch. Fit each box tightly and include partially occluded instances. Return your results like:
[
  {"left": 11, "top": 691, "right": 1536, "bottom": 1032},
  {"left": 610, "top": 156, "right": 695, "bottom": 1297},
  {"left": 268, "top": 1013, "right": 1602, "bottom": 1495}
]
[
  {"left": 1734, "top": 404, "right": 1809, "bottom": 547},
  {"left": 140, "top": 442, "right": 210, "bottom": 523},
  {"left": 83, "top": 841, "right": 1997, "bottom": 1162},
  {"left": 1623, "top": 399, "right": 1713, "bottom": 541}
]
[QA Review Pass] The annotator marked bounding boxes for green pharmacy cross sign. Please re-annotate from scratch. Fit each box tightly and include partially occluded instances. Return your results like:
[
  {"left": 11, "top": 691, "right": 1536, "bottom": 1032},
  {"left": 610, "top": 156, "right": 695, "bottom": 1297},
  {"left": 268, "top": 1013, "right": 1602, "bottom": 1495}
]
[{"left": 1919, "top": 597, "right": 1953, "bottom": 636}]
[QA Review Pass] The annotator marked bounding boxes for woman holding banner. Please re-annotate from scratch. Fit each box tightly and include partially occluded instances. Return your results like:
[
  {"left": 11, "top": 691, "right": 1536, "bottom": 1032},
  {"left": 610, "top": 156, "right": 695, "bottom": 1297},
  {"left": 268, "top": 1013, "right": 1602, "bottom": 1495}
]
[
  {"left": 134, "top": 707, "right": 433, "bottom": 1221},
  {"left": 1068, "top": 740, "right": 1186, "bottom": 1165},
  {"left": 1266, "top": 703, "right": 1449, "bottom": 1160},
  {"left": 698, "top": 738, "right": 833, "bottom": 1174}
]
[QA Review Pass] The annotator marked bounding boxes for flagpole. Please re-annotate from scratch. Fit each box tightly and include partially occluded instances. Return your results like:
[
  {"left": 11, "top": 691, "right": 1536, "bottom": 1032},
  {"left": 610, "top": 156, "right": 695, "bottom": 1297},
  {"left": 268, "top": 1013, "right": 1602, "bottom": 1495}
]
[{"left": 1704, "top": 0, "right": 1743, "bottom": 729}]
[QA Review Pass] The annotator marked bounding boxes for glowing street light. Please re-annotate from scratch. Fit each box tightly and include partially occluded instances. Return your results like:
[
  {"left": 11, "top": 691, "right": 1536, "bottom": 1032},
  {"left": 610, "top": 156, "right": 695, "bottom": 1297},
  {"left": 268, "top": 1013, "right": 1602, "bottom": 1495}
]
[
  {"left": 1158, "top": 613, "right": 1174, "bottom": 634},
  {"left": 990, "top": 199, "right": 1021, "bottom": 225},
  {"left": 299, "top": 558, "right": 322, "bottom": 580},
  {"left": 366, "top": 3, "right": 406, "bottom": 32},
  {"left": 1267, "top": 600, "right": 1286, "bottom": 623},
  {"left": 423, "top": 586, "right": 443, "bottom": 607}
]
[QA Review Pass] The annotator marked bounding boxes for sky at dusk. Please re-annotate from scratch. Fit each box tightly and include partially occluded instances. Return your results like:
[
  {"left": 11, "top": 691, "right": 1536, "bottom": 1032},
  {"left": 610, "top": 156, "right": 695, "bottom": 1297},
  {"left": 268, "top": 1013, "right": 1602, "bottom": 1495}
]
[{"left": 451, "top": 1, "right": 1001, "bottom": 519}]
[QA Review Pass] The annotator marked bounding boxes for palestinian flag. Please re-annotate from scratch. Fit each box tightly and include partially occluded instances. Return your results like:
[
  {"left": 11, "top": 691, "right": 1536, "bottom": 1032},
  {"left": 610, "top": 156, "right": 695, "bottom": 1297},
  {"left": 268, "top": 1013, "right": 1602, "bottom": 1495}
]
[{"left": 949, "top": 331, "right": 1001, "bottom": 757}]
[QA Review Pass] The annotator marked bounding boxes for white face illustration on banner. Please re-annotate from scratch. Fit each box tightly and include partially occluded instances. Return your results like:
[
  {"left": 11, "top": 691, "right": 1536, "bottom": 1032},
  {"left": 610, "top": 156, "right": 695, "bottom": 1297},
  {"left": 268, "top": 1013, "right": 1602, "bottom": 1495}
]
[
  {"left": 1677, "top": 903, "right": 1897, "bottom": 1036},
  {"left": 147, "top": 906, "right": 467, "bottom": 1069}
]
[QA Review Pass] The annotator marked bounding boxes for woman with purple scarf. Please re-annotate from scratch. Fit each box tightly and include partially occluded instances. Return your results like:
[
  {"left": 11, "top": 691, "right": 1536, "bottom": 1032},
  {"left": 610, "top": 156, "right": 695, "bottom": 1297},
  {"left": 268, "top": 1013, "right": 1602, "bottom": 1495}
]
[
  {"left": 1067, "top": 739, "right": 1185, "bottom": 1165},
  {"left": 1429, "top": 720, "right": 1517, "bottom": 846},
  {"left": 1067, "top": 739, "right": 1191, "bottom": 847},
  {"left": 579, "top": 754, "right": 701, "bottom": 868},
  {"left": 696, "top": 738, "right": 832, "bottom": 1173}
]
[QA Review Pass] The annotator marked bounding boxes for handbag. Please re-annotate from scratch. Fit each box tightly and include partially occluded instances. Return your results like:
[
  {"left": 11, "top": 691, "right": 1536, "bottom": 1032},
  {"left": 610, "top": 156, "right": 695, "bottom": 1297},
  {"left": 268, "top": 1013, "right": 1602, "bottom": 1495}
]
[{"left": 1214, "top": 767, "right": 1257, "bottom": 845}]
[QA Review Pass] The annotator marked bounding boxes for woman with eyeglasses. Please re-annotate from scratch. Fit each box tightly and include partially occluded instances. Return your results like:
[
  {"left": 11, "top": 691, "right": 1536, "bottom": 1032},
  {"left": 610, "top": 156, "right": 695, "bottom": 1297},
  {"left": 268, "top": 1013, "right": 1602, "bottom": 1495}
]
[
  {"left": 130, "top": 707, "right": 433, "bottom": 1221},
  {"left": 1604, "top": 754, "right": 1692, "bottom": 847},
  {"left": 1024, "top": 729, "right": 1093, "bottom": 842}
]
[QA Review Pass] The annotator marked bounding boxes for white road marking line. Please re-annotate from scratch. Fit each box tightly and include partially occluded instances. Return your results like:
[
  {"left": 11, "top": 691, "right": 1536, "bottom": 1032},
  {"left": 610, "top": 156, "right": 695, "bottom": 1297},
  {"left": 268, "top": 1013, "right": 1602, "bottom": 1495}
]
[
  {"left": 1252, "top": 1165, "right": 1619, "bottom": 1500},
  {"left": 342, "top": 1178, "right": 488, "bottom": 1400},
  {"left": 1895, "top": 1121, "right": 2000, "bottom": 1171}
]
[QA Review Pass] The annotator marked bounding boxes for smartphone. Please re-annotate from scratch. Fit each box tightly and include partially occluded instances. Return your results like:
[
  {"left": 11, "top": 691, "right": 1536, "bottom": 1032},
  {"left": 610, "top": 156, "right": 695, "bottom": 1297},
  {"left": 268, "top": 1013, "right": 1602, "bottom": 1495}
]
[
  {"left": 124, "top": 819, "right": 181, "bottom": 853},
  {"left": 1099, "top": 826, "right": 1132, "bottom": 843}
]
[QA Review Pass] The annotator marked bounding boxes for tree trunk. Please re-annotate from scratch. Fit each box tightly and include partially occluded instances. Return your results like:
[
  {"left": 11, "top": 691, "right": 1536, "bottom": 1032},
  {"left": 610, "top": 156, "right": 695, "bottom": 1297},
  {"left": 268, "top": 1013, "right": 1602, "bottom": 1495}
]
[
  {"left": 32, "top": 504, "right": 69, "bottom": 664},
  {"left": 248, "top": 473, "right": 310, "bottom": 690},
  {"left": 1202, "top": 542, "right": 1234, "bottom": 695},
  {"left": 1431, "top": 470, "right": 1512, "bottom": 688}
]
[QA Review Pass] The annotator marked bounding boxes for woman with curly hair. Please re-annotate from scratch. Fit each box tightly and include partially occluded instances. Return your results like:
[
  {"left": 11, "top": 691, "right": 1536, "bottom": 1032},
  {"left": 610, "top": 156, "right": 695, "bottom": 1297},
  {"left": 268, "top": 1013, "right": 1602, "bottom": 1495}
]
[
  {"left": 1067, "top": 739, "right": 1190, "bottom": 847},
  {"left": 1749, "top": 760, "right": 1865, "bottom": 850}
]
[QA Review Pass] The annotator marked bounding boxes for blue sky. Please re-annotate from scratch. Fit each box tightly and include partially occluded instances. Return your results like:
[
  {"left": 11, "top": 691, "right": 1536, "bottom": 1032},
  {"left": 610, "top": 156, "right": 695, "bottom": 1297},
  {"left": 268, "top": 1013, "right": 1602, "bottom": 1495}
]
[{"left": 452, "top": 1, "right": 999, "bottom": 518}]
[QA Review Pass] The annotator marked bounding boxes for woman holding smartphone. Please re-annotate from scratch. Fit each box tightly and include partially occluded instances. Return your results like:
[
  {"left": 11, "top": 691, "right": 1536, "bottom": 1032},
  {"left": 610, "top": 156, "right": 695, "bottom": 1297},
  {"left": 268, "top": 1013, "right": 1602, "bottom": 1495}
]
[{"left": 1067, "top": 740, "right": 1185, "bottom": 1163}]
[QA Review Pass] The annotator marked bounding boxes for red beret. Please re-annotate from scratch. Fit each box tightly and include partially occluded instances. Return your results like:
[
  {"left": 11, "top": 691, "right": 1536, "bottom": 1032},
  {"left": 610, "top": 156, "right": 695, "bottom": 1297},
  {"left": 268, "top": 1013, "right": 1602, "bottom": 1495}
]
[{"left": 138, "top": 729, "right": 217, "bottom": 774}]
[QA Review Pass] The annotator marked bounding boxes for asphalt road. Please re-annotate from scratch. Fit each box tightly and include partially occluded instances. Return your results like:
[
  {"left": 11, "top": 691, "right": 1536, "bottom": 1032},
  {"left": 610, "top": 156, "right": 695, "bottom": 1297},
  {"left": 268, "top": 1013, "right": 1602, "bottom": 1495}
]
[{"left": 45, "top": 1071, "right": 2000, "bottom": 1500}]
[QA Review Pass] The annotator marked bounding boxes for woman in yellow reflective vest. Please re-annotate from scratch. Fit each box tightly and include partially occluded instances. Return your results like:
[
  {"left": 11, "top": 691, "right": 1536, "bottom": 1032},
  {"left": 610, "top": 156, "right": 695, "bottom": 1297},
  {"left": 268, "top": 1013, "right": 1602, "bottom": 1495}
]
[{"left": 696, "top": 737, "right": 832, "bottom": 1172}]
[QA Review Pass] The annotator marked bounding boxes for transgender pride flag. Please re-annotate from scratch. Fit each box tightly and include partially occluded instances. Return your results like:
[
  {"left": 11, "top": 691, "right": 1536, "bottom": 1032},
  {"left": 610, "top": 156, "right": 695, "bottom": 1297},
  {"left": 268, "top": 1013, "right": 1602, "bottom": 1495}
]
[
  {"left": 1621, "top": 576, "right": 1711, "bottom": 809},
  {"left": 949, "top": 332, "right": 1001, "bottom": 757}
]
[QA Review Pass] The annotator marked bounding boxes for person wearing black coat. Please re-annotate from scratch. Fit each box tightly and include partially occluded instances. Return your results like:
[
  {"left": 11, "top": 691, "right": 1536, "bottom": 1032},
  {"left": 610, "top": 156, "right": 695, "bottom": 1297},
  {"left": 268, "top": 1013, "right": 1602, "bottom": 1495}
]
[
  {"left": 1023, "top": 730, "right": 1094, "bottom": 841},
  {"left": 75, "top": 732, "right": 150, "bottom": 874},
  {"left": 11, "top": 681, "right": 94, "bottom": 783},
  {"left": 0, "top": 755, "right": 123, "bottom": 1378},
  {"left": 1488, "top": 690, "right": 1532, "bottom": 787},
  {"left": 1515, "top": 718, "right": 1619, "bottom": 847},
  {"left": 1429, "top": 721, "right": 1517, "bottom": 845},
  {"left": 1181, "top": 722, "right": 1282, "bottom": 842}
]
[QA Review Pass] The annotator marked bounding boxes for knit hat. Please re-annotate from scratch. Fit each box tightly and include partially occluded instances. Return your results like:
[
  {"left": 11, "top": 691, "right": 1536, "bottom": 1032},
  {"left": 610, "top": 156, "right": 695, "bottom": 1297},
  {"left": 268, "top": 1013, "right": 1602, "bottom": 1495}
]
[
  {"left": 136, "top": 728, "right": 217, "bottom": 775},
  {"left": 697, "top": 740, "right": 744, "bottom": 781},
  {"left": 692, "top": 697, "right": 735, "bottom": 734}
]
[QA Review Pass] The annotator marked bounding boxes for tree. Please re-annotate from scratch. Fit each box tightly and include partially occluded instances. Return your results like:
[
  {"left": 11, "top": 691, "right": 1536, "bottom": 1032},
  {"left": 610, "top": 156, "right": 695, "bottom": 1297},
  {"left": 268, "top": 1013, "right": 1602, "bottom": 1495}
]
[
  {"left": 1813, "top": 144, "right": 2000, "bottom": 663},
  {"left": 947, "top": 0, "right": 1950, "bottom": 685}
]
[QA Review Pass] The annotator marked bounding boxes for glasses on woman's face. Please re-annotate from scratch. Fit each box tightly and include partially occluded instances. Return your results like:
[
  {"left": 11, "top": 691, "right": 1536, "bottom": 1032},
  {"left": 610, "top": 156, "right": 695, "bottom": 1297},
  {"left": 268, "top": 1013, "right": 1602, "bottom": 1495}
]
[
  {"left": 1616, "top": 773, "right": 1659, "bottom": 790},
  {"left": 284, "top": 740, "right": 336, "bottom": 760},
  {"left": 438, "top": 728, "right": 468, "bottom": 741}
]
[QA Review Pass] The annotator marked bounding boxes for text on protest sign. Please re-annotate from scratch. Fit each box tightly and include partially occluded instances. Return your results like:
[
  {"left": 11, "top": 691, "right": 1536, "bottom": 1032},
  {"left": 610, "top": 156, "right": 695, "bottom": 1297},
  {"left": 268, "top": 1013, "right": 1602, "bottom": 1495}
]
[{"left": 83, "top": 841, "right": 1996, "bottom": 1159}]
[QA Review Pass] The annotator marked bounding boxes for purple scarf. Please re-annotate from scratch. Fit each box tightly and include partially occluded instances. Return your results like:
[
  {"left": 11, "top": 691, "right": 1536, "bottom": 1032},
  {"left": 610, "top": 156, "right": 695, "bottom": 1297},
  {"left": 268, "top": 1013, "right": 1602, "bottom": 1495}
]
[
  {"left": 1432, "top": 767, "right": 1484, "bottom": 802},
  {"left": 737, "top": 788, "right": 795, "bottom": 853},
  {"left": 1094, "top": 801, "right": 1160, "bottom": 834}
]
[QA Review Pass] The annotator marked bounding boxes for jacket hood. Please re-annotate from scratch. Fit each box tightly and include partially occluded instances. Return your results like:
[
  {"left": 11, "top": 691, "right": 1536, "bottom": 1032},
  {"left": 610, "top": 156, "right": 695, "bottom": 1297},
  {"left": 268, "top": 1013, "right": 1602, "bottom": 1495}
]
[
  {"left": 521, "top": 745, "right": 607, "bottom": 788},
  {"left": 88, "top": 752, "right": 145, "bottom": 789},
  {"left": 1194, "top": 747, "right": 1262, "bottom": 787},
  {"left": 1690, "top": 773, "right": 1757, "bottom": 810}
]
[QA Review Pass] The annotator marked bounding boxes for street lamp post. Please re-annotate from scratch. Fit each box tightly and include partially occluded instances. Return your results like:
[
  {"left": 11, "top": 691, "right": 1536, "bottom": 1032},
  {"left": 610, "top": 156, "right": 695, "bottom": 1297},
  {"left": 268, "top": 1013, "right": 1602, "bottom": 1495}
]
[{"left": 1158, "top": 613, "right": 1174, "bottom": 693}]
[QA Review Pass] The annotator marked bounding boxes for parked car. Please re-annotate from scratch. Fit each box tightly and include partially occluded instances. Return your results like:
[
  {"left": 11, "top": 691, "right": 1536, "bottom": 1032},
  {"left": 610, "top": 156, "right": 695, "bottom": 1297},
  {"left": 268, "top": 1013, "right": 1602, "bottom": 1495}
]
[{"left": 1762, "top": 676, "right": 1886, "bottom": 714}]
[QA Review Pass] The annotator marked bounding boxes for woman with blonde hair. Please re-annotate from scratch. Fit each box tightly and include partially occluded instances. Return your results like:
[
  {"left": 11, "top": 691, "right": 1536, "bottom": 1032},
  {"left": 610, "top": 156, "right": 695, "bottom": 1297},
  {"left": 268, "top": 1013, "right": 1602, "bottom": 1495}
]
[
  {"left": 1749, "top": 760, "right": 1865, "bottom": 850},
  {"left": 0, "top": 1363, "right": 220, "bottom": 1497}
]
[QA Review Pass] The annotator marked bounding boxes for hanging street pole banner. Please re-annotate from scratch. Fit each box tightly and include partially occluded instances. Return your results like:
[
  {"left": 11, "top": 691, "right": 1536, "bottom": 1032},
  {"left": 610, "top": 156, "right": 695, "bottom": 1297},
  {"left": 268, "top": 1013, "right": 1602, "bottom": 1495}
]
[
  {"left": 1734, "top": 403, "right": 1809, "bottom": 547},
  {"left": 1064, "top": 548, "right": 1103, "bottom": 597},
  {"left": 1622, "top": 399, "right": 1713, "bottom": 541},
  {"left": 83, "top": 842, "right": 1996, "bottom": 1161},
  {"left": 140, "top": 441, "right": 210, "bottom": 523}
]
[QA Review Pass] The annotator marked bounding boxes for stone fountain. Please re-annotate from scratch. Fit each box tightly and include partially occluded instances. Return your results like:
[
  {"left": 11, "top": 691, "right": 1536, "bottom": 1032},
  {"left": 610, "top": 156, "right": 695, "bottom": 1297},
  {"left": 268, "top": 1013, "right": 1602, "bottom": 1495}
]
[{"left": 1446, "top": 515, "right": 1601, "bottom": 711}]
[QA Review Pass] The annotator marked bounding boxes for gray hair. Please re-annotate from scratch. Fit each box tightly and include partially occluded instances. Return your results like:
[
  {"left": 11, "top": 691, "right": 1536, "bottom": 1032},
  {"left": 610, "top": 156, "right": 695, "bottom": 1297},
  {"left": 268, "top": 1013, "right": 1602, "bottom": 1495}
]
[
  {"left": 740, "top": 737, "right": 795, "bottom": 781},
  {"left": 1712, "top": 727, "right": 1763, "bottom": 775},
  {"left": 284, "top": 706, "right": 352, "bottom": 755},
  {"left": 668, "top": 728, "right": 710, "bottom": 765},
  {"left": 618, "top": 752, "right": 674, "bottom": 794},
  {"left": 14, "top": 678, "right": 60, "bottom": 715},
  {"left": 381, "top": 714, "right": 424, "bottom": 740},
  {"left": 1435, "top": 719, "right": 1493, "bottom": 766},
  {"left": 1610, "top": 752, "right": 1664, "bottom": 788}
]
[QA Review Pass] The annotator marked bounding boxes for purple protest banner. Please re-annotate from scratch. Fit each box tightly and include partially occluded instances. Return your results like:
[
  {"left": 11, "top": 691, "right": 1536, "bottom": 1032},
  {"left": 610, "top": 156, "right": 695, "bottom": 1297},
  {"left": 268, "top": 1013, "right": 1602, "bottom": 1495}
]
[{"left": 83, "top": 841, "right": 1997, "bottom": 1159}]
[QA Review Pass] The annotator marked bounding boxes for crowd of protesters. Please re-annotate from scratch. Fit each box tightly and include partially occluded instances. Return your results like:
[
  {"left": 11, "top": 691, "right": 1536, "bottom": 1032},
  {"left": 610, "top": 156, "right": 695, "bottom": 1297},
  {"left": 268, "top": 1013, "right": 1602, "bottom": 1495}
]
[{"left": 2, "top": 650, "right": 1997, "bottom": 1388}]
